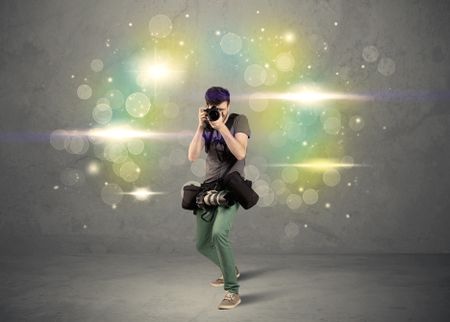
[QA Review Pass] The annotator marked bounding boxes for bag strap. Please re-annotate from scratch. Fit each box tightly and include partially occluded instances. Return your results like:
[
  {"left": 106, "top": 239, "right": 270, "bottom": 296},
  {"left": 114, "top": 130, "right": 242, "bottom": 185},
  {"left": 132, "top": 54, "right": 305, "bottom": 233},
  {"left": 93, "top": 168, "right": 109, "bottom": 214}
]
[{"left": 204, "top": 113, "right": 239, "bottom": 153}]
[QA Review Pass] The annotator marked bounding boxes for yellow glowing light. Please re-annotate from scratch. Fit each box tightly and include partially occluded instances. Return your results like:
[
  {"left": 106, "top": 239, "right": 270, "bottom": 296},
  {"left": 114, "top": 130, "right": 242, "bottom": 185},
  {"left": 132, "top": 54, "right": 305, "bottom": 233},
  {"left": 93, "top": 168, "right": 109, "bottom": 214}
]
[
  {"left": 87, "top": 161, "right": 100, "bottom": 175},
  {"left": 269, "top": 159, "right": 369, "bottom": 170},
  {"left": 284, "top": 32, "right": 295, "bottom": 43},
  {"left": 122, "top": 187, "right": 165, "bottom": 201},
  {"left": 145, "top": 63, "right": 171, "bottom": 80}
]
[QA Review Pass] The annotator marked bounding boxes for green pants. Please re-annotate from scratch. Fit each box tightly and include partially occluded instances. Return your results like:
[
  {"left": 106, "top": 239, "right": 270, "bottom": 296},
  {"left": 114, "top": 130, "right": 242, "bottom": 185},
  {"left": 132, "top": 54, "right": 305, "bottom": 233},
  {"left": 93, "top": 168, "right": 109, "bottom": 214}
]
[{"left": 195, "top": 202, "right": 240, "bottom": 294}]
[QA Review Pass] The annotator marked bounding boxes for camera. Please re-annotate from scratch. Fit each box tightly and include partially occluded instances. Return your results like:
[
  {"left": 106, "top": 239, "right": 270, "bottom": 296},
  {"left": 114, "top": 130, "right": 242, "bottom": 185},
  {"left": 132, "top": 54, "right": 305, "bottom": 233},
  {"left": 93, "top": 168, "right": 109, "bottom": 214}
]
[{"left": 203, "top": 105, "right": 221, "bottom": 130}]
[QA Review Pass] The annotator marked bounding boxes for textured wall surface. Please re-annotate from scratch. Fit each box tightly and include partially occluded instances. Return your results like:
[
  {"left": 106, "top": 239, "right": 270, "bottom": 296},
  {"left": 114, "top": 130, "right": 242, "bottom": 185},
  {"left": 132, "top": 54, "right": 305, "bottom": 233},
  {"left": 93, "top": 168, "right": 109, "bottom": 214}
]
[{"left": 1, "top": 0, "right": 450, "bottom": 255}]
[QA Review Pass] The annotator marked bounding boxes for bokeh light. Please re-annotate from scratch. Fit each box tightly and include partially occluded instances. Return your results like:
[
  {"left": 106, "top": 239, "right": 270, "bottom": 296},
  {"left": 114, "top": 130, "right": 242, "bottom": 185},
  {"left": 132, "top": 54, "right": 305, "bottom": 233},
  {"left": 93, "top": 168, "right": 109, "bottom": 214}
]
[
  {"left": 349, "top": 115, "right": 365, "bottom": 131},
  {"left": 119, "top": 161, "right": 140, "bottom": 182},
  {"left": 125, "top": 92, "right": 151, "bottom": 118},
  {"left": 77, "top": 84, "right": 92, "bottom": 100},
  {"left": 322, "top": 169, "right": 341, "bottom": 187},
  {"left": 275, "top": 52, "right": 295, "bottom": 72},
  {"left": 286, "top": 194, "right": 302, "bottom": 210},
  {"left": 101, "top": 183, "right": 123, "bottom": 206},
  {"left": 60, "top": 168, "right": 85, "bottom": 187},
  {"left": 220, "top": 32, "right": 243, "bottom": 55},
  {"left": 90, "top": 59, "right": 104, "bottom": 72},
  {"left": 284, "top": 222, "right": 300, "bottom": 238},
  {"left": 244, "top": 64, "right": 267, "bottom": 87},
  {"left": 362, "top": 46, "right": 379, "bottom": 63},
  {"left": 377, "top": 57, "right": 396, "bottom": 76},
  {"left": 92, "top": 103, "right": 112, "bottom": 124},
  {"left": 148, "top": 14, "right": 173, "bottom": 38},
  {"left": 50, "top": 11, "right": 378, "bottom": 211},
  {"left": 302, "top": 189, "right": 319, "bottom": 205}
]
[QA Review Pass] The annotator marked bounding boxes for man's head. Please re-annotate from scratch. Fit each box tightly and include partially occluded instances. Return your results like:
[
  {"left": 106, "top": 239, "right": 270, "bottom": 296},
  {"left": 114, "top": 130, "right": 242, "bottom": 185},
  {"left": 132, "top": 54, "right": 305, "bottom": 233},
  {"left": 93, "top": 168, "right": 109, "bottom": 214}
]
[{"left": 204, "top": 86, "right": 230, "bottom": 122}]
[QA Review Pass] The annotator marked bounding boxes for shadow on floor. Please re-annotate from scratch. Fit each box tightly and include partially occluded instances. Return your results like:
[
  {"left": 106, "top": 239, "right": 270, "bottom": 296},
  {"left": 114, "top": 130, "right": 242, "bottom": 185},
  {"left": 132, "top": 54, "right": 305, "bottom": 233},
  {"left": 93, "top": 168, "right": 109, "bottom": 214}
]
[{"left": 238, "top": 266, "right": 284, "bottom": 282}]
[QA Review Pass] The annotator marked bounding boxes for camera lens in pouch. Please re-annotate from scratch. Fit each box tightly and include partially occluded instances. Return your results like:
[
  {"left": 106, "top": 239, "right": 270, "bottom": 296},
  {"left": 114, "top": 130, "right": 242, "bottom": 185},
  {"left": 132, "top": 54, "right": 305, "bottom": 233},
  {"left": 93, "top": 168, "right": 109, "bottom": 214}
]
[{"left": 197, "top": 189, "right": 232, "bottom": 207}]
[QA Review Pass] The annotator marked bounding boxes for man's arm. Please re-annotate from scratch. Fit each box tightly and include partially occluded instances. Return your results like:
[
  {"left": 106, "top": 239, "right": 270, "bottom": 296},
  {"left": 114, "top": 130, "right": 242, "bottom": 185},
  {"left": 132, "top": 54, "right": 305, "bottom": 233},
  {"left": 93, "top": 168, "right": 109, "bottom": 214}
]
[
  {"left": 218, "top": 126, "right": 248, "bottom": 161},
  {"left": 188, "top": 125, "right": 205, "bottom": 161}
]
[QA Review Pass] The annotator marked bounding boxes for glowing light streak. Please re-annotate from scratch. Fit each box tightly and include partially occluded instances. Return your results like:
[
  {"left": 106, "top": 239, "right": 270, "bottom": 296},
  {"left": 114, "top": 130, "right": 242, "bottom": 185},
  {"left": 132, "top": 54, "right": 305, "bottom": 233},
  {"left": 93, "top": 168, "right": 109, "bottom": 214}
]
[
  {"left": 269, "top": 160, "right": 370, "bottom": 170},
  {"left": 238, "top": 91, "right": 371, "bottom": 103},
  {"left": 121, "top": 187, "right": 166, "bottom": 200}
]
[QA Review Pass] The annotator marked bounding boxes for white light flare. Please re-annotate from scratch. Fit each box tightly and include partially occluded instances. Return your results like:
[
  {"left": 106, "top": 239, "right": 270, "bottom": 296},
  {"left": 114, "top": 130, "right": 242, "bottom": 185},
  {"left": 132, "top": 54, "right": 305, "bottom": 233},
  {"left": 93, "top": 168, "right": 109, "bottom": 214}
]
[
  {"left": 122, "top": 187, "right": 166, "bottom": 201},
  {"left": 145, "top": 63, "right": 171, "bottom": 81},
  {"left": 58, "top": 128, "right": 193, "bottom": 141},
  {"left": 243, "top": 91, "right": 371, "bottom": 103},
  {"left": 136, "top": 59, "right": 184, "bottom": 87}
]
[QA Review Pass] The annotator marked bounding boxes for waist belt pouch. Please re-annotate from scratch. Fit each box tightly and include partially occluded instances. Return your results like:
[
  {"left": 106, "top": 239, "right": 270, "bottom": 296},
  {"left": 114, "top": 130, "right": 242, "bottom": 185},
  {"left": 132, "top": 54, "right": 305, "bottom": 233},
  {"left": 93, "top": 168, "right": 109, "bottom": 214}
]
[
  {"left": 182, "top": 184, "right": 202, "bottom": 210},
  {"left": 222, "top": 171, "right": 259, "bottom": 209}
]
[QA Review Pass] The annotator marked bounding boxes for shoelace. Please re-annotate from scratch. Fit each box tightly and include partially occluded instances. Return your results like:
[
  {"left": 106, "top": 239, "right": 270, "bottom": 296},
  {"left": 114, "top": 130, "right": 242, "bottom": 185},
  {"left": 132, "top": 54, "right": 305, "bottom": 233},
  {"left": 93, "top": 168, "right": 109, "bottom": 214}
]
[{"left": 224, "top": 292, "right": 235, "bottom": 301}]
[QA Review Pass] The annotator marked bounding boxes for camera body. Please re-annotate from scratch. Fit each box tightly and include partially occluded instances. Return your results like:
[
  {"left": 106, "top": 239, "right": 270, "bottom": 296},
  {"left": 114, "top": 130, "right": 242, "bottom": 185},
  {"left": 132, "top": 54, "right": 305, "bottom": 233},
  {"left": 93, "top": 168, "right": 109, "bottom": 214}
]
[{"left": 203, "top": 105, "right": 221, "bottom": 130}]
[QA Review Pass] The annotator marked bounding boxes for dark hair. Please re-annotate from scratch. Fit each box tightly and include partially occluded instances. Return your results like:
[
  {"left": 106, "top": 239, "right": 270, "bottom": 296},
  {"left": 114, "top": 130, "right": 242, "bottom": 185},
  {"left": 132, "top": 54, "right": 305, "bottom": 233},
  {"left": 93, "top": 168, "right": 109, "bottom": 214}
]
[{"left": 205, "top": 86, "right": 230, "bottom": 106}]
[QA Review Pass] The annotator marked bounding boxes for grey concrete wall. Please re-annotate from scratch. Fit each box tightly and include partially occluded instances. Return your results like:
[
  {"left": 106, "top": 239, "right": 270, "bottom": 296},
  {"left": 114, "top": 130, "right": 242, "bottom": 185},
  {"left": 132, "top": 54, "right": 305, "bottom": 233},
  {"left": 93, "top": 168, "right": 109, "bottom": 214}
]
[{"left": 1, "top": 0, "right": 449, "bottom": 255}]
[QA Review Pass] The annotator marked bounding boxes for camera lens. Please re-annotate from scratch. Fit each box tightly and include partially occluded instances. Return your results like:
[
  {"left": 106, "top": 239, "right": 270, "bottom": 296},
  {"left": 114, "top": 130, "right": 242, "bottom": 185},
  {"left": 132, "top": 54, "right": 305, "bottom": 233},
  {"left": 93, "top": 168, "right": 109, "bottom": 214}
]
[{"left": 206, "top": 106, "right": 221, "bottom": 121}]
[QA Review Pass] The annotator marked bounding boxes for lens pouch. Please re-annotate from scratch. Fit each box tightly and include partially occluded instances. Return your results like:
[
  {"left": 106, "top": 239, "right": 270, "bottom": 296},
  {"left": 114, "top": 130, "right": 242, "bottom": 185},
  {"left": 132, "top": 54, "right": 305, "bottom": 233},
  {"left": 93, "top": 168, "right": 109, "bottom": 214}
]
[
  {"left": 182, "top": 184, "right": 202, "bottom": 210},
  {"left": 222, "top": 171, "right": 259, "bottom": 209}
]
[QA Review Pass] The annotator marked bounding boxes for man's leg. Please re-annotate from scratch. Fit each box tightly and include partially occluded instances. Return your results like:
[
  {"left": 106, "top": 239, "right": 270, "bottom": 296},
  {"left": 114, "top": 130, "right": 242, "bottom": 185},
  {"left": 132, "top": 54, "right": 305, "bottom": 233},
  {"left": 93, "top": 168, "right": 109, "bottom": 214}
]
[
  {"left": 211, "top": 203, "right": 240, "bottom": 294},
  {"left": 195, "top": 207, "right": 222, "bottom": 268}
]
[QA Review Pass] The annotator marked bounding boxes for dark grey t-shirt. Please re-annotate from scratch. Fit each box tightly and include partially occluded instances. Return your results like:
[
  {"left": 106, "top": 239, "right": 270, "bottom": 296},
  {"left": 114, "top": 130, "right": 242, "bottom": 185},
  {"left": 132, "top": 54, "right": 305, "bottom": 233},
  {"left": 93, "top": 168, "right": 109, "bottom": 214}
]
[{"left": 202, "top": 114, "right": 251, "bottom": 183}]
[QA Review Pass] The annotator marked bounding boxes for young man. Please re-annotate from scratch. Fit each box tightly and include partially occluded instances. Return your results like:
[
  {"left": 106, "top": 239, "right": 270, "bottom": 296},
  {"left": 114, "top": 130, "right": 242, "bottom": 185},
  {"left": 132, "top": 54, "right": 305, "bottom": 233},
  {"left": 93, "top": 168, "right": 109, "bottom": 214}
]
[{"left": 187, "top": 86, "right": 251, "bottom": 310}]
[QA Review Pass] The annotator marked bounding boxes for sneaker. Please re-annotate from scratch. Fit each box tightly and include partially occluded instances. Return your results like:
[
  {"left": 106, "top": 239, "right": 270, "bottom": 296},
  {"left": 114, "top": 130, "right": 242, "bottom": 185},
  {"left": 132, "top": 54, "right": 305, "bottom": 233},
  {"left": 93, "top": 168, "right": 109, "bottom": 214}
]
[
  {"left": 218, "top": 291, "right": 241, "bottom": 310},
  {"left": 210, "top": 266, "right": 240, "bottom": 287}
]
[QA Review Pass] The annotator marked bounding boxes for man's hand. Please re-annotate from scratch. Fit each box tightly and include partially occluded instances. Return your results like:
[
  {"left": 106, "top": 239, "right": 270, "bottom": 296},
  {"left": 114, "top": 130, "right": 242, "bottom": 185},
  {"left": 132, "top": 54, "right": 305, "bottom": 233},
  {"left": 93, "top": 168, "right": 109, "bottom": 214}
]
[{"left": 198, "top": 107, "right": 207, "bottom": 129}]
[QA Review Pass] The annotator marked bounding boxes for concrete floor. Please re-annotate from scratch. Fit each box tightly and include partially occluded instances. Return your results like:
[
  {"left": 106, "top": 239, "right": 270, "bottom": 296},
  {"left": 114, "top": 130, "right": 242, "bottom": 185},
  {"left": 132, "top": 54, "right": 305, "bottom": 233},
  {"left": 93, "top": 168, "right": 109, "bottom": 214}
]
[{"left": 1, "top": 253, "right": 449, "bottom": 322}]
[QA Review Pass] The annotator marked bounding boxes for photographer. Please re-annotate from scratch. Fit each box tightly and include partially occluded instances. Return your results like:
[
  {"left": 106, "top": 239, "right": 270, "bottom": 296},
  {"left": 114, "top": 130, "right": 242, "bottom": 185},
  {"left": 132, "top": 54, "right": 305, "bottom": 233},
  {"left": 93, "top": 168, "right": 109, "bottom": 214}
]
[{"left": 187, "top": 86, "right": 251, "bottom": 310}]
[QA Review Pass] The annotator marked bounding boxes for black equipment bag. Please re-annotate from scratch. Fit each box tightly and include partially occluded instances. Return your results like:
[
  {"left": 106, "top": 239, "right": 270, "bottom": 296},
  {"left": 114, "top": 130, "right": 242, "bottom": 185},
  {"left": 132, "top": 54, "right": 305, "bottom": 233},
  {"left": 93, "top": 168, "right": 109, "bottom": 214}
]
[
  {"left": 181, "top": 184, "right": 202, "bottom": 210},
  {"left": 181, "top": 180, "right": 221, "bottom": 211},
  {"left": 222, "top": 171, "right": 259, "bottom": 209}
]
